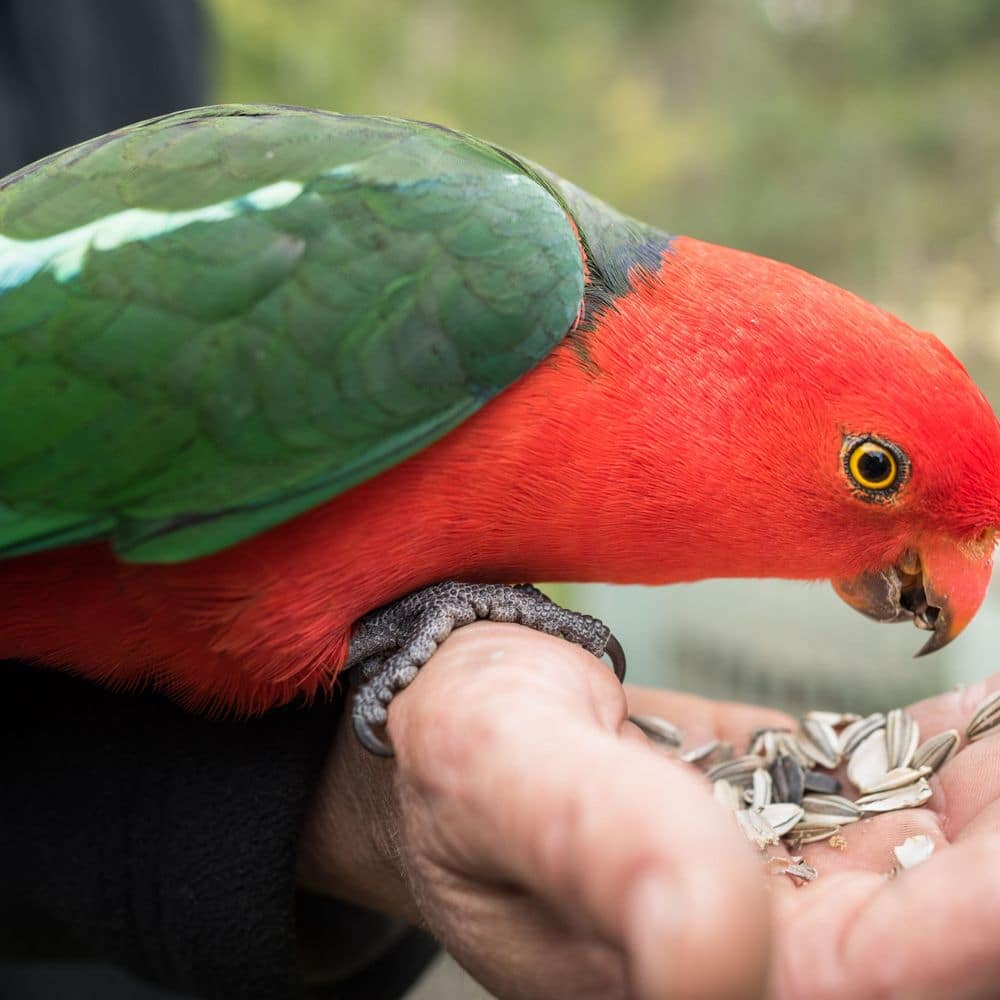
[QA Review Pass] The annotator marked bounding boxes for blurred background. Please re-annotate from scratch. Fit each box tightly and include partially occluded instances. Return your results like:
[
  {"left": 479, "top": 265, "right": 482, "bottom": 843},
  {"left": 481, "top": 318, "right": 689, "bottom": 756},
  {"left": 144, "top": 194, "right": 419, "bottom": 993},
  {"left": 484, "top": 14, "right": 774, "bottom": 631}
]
[
  {"left": 3, "top": 1, "right": 999, "bottom": 996},
  {"left": 208, "top": 0, "right": 1000, "bottom": 714}
]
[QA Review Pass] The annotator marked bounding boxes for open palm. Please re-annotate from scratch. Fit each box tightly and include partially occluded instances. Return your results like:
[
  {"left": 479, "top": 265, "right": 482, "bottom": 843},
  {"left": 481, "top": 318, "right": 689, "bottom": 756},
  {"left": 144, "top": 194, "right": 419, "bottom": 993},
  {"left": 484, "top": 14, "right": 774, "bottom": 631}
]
[
  {"left": 300, "top": 623, "right": 1000, "bottom": 999},
  {"left": 629, "top": 676, "right": 1000, "bottom": 1000}
]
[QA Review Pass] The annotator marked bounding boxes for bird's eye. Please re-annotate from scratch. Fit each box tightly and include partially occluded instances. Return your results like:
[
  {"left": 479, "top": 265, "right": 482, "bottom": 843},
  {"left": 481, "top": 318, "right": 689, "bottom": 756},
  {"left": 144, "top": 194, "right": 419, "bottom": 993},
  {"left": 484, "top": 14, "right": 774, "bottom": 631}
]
[{"left": 843, "top": 436, "right": 906, "bottom": 496}]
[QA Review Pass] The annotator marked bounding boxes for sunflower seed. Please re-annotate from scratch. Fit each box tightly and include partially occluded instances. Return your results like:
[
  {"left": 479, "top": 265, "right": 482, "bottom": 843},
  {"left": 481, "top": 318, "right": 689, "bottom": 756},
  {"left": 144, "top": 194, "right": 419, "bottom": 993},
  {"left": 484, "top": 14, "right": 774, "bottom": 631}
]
[
  {"left": 770, "top": 754, "right": 805, "bottom": 804},
  {"left": 735, "top": 808, "right": 779, "bottom": 848},
  {"left": 885, "top": 708, "right": 920, "bottom": 769},
  {"left": 799, "top": 718, "right": 841, "bottom": 769},
  {"left": 749, "top": 728, "right": 784, "bottom": 761},
  {"left": 774, "top": 731, "right": 813, "bottom": 768},
  {"left": 966, "top": 690, "right": 1000, "bottom": 743},
  {"left": 911, "top": 729, "right": 959, "bottom": 773},
  {"left": 713, "top": 779, "right": 742, "bottom": 812},
  {"left": 855, "top": 777, "right": 933, "bottom": 812},
  {"left": 766, "top": 855, "right": 819, "bottom": 882},
  {"left": 805, "top": 710, "right": 861, "bottom": 729},
  {"left": 858, "top": 765, "right": 931, "bottom": 795},
  {"left": 802, "top": 770, "right": 841, "bottom": 795},
  {"left": 706, "top": 755, "right": 762, "bottom": 784},
  {"left": 680, "top": 739, "right": 721, "bottom": 765},
  {"left": 893, "top": 834, "right": 936, "bottom": 869},
  {"left": 749, "top": 768, "right": 773, "bottom": 811},
  {"left": 840, "top": 712, "right": 886, "bottom": 756},
  {"left": 800, "top": 794, "right": 862, "bottom": 821},
  {"left": 760, "top": 802, "right": 805, "bottom": 836},
  {"left": 847, "top": 729, "right": 889, "bottom": 793},
  {"left": 787, "top": 823, "right": 842, "bottom": 846},
  {"left": 630, "top": 714, "right": 684, "bottom": 749}
]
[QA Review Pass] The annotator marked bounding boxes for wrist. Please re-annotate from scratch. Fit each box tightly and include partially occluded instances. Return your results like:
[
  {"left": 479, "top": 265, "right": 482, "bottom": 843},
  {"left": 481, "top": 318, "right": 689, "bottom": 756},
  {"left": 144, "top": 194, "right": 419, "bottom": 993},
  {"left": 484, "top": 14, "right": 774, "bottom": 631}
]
[{"left": 296, "top": 691, "right": 420, "bottom": 923}]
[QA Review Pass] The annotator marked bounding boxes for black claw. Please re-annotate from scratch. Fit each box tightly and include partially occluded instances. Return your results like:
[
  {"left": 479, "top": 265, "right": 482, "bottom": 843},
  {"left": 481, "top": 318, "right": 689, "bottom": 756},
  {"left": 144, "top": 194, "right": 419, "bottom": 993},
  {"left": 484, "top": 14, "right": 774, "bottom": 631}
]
[
  {"left": 604, "top": 633, "right": 627, "bottom": 682},
  {"left": 353, "top": 713, "right": 395, "bottom": 757}
]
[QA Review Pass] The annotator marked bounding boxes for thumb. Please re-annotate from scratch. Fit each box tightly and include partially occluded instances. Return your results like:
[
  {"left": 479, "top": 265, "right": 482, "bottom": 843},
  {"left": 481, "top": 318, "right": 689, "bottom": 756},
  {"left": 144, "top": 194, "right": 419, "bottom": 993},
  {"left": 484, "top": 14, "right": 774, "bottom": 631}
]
[{"left": 389, "top": 623, "right": 772, "bottom": 999}]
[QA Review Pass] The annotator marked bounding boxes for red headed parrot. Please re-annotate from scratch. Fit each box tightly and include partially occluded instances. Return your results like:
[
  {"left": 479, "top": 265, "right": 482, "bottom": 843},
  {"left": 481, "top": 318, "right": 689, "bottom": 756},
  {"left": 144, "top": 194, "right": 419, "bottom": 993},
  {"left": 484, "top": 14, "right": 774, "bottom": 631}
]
[{"left": 0, "top": 105, "right": 997, "bottom": 753}]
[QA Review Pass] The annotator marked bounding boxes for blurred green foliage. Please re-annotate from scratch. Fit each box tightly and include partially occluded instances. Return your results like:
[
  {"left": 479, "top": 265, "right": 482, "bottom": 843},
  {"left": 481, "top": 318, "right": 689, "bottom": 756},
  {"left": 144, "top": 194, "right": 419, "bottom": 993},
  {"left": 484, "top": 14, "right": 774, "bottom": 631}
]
[{"left": 209, "top": 0, "right": 1000, "bottom": 355}]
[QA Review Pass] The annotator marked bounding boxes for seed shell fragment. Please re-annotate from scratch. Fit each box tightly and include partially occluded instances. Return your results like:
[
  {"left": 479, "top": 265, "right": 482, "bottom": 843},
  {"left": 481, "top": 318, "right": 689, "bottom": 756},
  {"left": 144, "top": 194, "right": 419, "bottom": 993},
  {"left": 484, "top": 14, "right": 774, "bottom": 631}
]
[
  {"left": 855, "top": 778, "right": 933, "bottom": 813},
  {"left": 858, "top": 765, "right": 931, "bottom": 795},
  {"left": 893, "top": 834, "right": 935, "bottom": 869},
  {"left": 766, "top": 855, "right": 818, "bottom": 883},
  {"left": 736, "top": 808, "right": 779, "bottom": 848}
]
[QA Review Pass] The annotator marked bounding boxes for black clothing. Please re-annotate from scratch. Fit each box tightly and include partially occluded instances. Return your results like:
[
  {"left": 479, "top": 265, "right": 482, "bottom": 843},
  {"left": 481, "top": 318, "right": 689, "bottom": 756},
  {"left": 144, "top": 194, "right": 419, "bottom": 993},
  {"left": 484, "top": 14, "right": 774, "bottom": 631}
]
[
  {"left": 0, "top": 663, "right": 438, "bottom": 999},
  {"left": 0, "top": 0, "right": 208, "bottom": 176}
]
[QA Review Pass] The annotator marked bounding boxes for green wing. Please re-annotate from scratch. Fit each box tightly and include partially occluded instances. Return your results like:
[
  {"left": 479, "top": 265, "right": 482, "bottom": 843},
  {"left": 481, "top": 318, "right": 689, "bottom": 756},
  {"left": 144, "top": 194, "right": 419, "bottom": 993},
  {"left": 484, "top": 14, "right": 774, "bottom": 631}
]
[{"left": 0, "top": 106, "right": 584, "bottom": 562}]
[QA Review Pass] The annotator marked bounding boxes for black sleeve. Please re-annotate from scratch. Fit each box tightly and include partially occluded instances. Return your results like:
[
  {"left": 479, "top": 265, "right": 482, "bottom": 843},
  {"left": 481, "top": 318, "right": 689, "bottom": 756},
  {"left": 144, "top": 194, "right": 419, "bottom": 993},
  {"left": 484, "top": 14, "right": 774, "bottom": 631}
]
[
  {"left": 0, "top": 662, "right": 438, "bottom": 1000},
  {"left": 0, "top": 0, "right": 209, "bottom": 176}
]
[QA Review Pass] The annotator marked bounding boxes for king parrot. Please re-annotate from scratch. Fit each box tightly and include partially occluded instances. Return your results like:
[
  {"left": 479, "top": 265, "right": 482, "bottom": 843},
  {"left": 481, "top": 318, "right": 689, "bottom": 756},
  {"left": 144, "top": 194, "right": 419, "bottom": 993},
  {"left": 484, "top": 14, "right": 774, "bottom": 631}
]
[{"left": 0, "top": 105, "right": 997, "bottom": 754}]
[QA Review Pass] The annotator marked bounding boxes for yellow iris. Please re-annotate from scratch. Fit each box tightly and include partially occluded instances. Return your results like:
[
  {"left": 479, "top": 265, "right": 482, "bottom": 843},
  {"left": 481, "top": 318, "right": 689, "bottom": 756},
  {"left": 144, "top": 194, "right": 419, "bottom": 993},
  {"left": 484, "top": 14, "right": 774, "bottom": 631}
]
[{"left": 848, "top": 440, "right": 898, "bottom": 491}]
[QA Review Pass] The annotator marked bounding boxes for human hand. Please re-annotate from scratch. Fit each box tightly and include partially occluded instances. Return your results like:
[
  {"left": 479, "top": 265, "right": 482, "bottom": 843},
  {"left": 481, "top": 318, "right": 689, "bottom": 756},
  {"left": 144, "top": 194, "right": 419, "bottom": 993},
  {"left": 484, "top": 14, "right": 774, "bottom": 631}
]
[
  {"left": 298, "top": 622, "right": 774, "bottom": 999},
  {"left": 628, "top": 677, "right": 1000, "bottom": 1000}
]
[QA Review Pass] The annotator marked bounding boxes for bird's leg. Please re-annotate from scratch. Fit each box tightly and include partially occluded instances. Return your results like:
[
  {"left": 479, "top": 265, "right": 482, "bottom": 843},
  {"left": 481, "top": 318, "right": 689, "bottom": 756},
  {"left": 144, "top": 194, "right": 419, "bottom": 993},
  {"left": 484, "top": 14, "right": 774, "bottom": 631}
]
[{"left": 347, "top": 581, "right": 626, "bottom": 756}]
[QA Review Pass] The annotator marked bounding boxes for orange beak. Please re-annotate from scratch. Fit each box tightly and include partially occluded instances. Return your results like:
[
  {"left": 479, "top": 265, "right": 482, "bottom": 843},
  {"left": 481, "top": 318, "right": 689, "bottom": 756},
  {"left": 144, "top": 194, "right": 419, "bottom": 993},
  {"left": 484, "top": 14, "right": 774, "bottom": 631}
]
[{"left": 833, "top": 531, "right": 995, "bottom": 657}]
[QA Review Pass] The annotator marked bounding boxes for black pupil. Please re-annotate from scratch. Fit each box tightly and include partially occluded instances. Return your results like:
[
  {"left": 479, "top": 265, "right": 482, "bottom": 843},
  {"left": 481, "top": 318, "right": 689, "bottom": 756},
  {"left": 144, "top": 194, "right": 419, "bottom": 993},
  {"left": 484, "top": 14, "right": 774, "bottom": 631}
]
[{"left": 859, "top": 448, "right": 891, "bottom": 484}]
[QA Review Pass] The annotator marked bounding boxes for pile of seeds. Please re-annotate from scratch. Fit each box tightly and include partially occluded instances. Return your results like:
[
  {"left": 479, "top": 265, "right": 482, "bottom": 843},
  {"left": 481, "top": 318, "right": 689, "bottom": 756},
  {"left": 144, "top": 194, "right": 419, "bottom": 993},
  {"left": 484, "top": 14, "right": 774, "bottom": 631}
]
[{"left": 632, "top": 689, "right": 1000, "bottom": 883}]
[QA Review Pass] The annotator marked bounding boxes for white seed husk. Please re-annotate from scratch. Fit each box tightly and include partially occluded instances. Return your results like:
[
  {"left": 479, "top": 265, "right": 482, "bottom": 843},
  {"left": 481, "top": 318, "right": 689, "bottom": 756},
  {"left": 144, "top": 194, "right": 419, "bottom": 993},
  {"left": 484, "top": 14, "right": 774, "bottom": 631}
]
[
  {"left": 911, "top": 729, "right": 960, "bottom": 773},
  {"left": 750, "top": 768, "right": 773, "bottom": 811},
  {"left": 805, "top": 710, "right": 861, "bottom": 729},
  {"left": 799, "top": 717, "right": 841, "bottom": 769},
  {"left": 630, "top": 714, "right": 684, "bottom": 748},
  {"left": 800, "top": 794, "right": 862, "bottom": 820},
  {"left": 966, "top": 691, "right": 1000, "bottom": 743},
  {"left": 886, "top": 708, "right": 920, "bottom": 770},
  {"left": 760, "top": 802, "right": 805, "bottom": 836},
  {"left": 847, "top": 729, "right": 890, "bottom": 793},
  {"left": 680, "top": 739, "right": 720, "bottom": 765},
  {"left": 706, "top": 755, "right": 762, "bottom": 784},
  {"left": 893, "top": 834, "right": 936, "bottom": 869},
  {"left": 859, "top": 765, "right": 932, "bottom": 795},
  {"left": 840, "top": 712, "right": 886, "bottom": 756},
  {"left": 736, "top": 808, "right": 779, "bottom": 848},
  {"left": 713, "top": 779, "right": 742, "bottom": 812},
  {"left": 855, "top": 777, "right": 933, "bottom": 812}
]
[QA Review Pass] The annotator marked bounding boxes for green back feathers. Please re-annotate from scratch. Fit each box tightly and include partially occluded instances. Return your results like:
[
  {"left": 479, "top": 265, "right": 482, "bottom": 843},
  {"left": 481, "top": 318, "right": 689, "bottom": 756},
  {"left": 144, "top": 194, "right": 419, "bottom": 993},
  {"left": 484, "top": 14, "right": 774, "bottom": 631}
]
[{"left": 0, "top": 105, "right": 668, "bottom": 562}]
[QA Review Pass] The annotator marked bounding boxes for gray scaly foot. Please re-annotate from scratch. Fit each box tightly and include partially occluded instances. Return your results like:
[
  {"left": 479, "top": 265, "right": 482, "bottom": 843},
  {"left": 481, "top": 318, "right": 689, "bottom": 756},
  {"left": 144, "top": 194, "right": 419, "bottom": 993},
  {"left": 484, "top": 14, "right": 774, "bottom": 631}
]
[{"left": 347, "top": 581, "right": 626, "bottom": 756}]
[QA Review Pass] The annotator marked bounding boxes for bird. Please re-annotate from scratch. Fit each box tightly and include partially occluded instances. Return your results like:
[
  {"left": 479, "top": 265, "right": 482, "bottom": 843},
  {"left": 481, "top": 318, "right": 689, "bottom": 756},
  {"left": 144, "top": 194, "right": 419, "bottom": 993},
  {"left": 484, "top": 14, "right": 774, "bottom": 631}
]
[{"left": 0, "top": 104, "right": 996, "bottom": 754}]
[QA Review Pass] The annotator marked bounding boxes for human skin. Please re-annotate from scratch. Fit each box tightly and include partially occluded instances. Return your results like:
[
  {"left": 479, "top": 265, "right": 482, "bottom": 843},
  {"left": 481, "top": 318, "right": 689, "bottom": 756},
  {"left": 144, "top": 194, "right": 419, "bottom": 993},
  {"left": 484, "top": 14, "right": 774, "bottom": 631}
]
[{"left": 298, "top": 623, "right": 1000, "bottom": 999}]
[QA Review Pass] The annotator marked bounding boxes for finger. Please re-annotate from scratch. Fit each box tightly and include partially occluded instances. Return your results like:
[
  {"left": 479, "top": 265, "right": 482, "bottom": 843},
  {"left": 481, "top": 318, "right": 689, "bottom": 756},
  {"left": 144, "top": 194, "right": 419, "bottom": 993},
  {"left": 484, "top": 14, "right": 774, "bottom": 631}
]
[
  {"left": 836, "top": 832, "right": 1000, "bottom": 999},
  {"left": 907, "top": 674, "right": 1000, "bottom": 742},
  {"left": 390, "top": 623, "right": 771, "bottom": 1000},
  {"left": 625, "top": 685, "right": 795, "bottom": 749}
]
